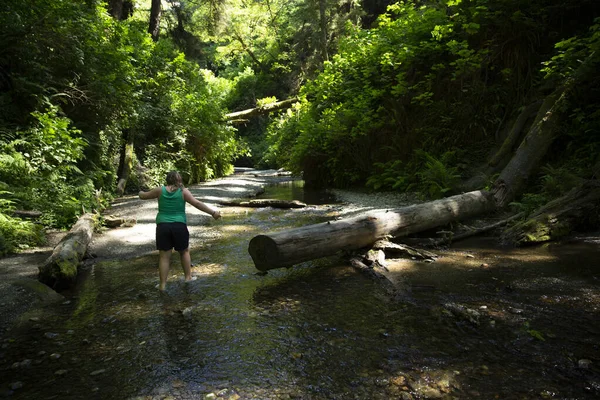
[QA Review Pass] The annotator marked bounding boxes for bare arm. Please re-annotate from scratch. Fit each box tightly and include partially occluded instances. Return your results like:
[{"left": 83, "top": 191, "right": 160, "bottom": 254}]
[
  {"left": 138, "top": 187, "right": 162, "bottom": 200},
  {"left": 182, "top": 188, "right": 221, "bottom": 219}
]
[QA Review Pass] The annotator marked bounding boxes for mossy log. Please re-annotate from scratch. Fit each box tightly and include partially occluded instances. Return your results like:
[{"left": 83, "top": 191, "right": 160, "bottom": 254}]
[
  {"left": 502, "top": 182, "right": 600, "bottom": 246},
  {"left": 225, "top": 98, "right": 298, "bottom": 121},
  {"left": 39, "top": 213, "right": 95, "bottom": 290},
  {"left": 248, "top": 191, "right": 494, "bottom": 271}
]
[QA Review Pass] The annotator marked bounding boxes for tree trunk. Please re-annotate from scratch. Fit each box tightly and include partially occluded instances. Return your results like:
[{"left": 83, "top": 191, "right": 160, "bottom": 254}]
[
  {"left": 116, "top": 130, "right": 134, "bottom": 196},
  {"left": 491, "top": 87, "right": 566, "bottom": 208},
  {"left": 488, "top": 100, "right": 543, "bottom": 168},
  {"left": 149, "top": 0, "right": 162, "bottom": 41},
  {"left": 39, "top": 213, "right": 95, "bottom": 291},
  {"left": 107, "top": 0, "right": 134, "bottom": 21},
  {"left": 248, "top": 191, "right": 495, "bottom": 270},
  {"left": 225, "top": 98, "right": 298, "bottom": 121},
  {"left": 232, "top": 29, "right": 266, "bottom": 72},
  {"left": 319, "top": 0, "right": 328, "bottom": 63}
]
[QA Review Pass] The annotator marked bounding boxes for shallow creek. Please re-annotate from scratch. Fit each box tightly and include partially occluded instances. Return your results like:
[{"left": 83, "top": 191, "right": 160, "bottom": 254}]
[{"left": 1, "top": 182, "right": 599, "bottom": 399}]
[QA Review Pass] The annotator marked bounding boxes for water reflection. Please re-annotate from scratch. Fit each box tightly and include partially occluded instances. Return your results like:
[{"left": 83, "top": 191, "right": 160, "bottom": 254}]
[
  {"left": 1, "top": 187, "right": 599, "bottom": 399},
  {"left": 259, "top": 180, "right": 339, "bottom": 205}
]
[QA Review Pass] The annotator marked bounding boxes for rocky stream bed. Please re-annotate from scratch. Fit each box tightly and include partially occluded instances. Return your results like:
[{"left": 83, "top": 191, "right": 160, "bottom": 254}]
[{"left": 1, "top": 170, "right": 599, "bottom": 399}]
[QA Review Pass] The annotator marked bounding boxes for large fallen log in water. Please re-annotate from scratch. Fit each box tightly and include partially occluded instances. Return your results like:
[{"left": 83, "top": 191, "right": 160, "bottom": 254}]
[{"left": 248, "top": 191, "right": 495, "bottom": 271}]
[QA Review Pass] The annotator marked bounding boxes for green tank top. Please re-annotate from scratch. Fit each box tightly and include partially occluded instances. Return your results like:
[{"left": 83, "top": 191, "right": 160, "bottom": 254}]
[{"left": 156, "top": 186, "right": 186, "bottom": 224}]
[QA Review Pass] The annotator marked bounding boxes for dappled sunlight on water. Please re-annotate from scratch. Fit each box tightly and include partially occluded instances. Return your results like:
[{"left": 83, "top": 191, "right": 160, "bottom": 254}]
[{"left": 1, "top": 182, "right": 599, "bottom": 399}]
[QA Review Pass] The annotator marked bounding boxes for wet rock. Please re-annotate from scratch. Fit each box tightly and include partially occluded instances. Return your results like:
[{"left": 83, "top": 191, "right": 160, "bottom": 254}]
[
  {"left": 37, "top": 350, "right": 46, "bottom": 356},
  {"left": 390, "top": 375, "right": 406, "bottom": 386},
  {"left": 414, "top": 384, "right": 442, "bottom": 399},
  {"left": 204, "top": 394, "right": 217, "bottom": 400},
  {"left": 12, "top": 359, "right": 33, "bottom": 369},
  {"left": 443, "top": 303, "right": 481, "bottom": 325},
  {"left": 54, "top": 369, "right": 68, "bottom": 376},
  {"left": 10, "top": 381, "right": 23, "bottom": 390},
  {"left": 578, "top": 359, "right": 592, "bottom": 369},
  {"left": 44, "top": 332, "right": 59, "bottom": 339},
  {"left": 90, "top": 369, "right": 106, "bottom": 376},
  {"left": 49, "top": 353, "right": 61, "bottom": 360}
]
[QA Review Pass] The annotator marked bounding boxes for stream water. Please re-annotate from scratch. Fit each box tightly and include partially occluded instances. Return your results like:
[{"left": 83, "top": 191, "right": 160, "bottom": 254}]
[{"left": 1, "top": 183, "right": 599, "bottom": 399}]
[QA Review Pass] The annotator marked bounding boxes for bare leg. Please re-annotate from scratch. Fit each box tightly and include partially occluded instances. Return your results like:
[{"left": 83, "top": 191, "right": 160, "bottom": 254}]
[
  {"left": 179, "top": 248, "right": 193, "bottom": 281},
  {"left": 158, "top": 250, "right": 172, "bottom": 291}
]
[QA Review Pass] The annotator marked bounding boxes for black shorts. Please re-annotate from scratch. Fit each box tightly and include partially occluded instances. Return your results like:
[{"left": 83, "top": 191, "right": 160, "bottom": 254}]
[{"left": 156, "top": 222, "right": 189, "bottom": 251}]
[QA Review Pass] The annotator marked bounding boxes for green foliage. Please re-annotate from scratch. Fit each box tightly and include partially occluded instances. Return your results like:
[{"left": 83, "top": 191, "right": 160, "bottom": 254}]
[
  {"left": 0, "top": 0, "right": 243, "bottom": 245},
  {"left": 366, "top": 160, "right": 408, "bottom": 191},
  {"left": 0, "top": 213, "right": 45, "bottom": 256},
  {"left": 264, "top": 0, "right": 600, "bottom": 194},
  {"left": 413, "top": 150, "right": 463, "bottom": 199},
  {"left": 509, "top": 193, "right": 549, "bottom": 216}
]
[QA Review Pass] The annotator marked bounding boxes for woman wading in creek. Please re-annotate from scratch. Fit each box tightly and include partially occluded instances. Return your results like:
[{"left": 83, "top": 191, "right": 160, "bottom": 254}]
[{"left": 139, "top": 171, "right": 221, "bottom": 291}]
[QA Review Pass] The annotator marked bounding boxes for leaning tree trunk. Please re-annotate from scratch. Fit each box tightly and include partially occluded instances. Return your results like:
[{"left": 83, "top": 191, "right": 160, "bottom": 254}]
[
  {"left": 248, "top": 191, "right": 495, "bottom": 271},
  {"left": 39, "top": 213, "right": 95, "bottom": 290},
  {"left": 491, "top": 87, "right": 566, "bottom": 208},
  {"left": 493, "top": 50, "right": 599, "bottom": 208}
]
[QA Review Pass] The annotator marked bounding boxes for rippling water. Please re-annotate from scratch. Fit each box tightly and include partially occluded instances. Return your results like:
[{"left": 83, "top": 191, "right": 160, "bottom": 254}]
[{"left": 1, "top": 184, "right": 599, "bottom": 399}]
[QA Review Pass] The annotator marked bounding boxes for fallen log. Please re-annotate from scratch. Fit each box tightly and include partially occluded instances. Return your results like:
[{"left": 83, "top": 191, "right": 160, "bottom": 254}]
[
  {"left": 218, "top": 199, "right": 306, "bottom": 208},
  {"left": 225, "top": 98, "right": 298, "bottom": 121},
  {"left": 248, "top": 191, "right": 494, "bottom": 271},
  {"left": 502, "top": 182, "right": 600, "bottom": 245},
  {"left": 103, "top": 214, "right": 137, "bottom": 228},
  {"left": 39, "top": 213, "right": 95, "bottom": 290},
  {"left": 11, "top": 210, "right": 42, "bottom": 219},
  {"left": 248, "top": 52, "right": 597, "bottom": 271}
]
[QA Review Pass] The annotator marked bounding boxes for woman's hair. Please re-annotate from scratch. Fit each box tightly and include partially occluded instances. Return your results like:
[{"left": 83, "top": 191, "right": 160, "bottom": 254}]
[{"left": 165, "top": 171, "right": 183, "bottom": 188}]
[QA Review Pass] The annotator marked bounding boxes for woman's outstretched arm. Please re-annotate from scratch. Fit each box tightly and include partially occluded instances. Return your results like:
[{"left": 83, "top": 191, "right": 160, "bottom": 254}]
[
  {"left": 139, "top": 187, "right": 162, "bottom": 200},
  {"left": 182, "top": 188, "right": 221, "bottom": 219}
]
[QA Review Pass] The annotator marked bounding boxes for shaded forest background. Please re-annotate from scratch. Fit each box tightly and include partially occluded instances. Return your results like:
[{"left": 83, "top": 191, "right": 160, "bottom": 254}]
[{"left": 1, "top": 0, "right": 599, "bottom": 254}]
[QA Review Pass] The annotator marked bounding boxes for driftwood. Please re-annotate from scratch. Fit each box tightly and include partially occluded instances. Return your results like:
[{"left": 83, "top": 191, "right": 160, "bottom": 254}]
[
  {"left": 349, "top": 257, "right": 399, "bottom": 296},
  {"left": 225, "top": 98, "right": 298, "bottom": 121},
  {"left": 103, "top": 214, "right": 137, "bottom": 228},
  {"left": 218, "top": 199, "right": 306, "bottom": 209},
  {"left": 427, "top": 212, "right": 525, "bottom": 246},
  {"left": 39, "top": 213, "right": 95, "bottom": 290},
  {"left": 248, "top": 191, "right": 495, "bottom": 271},
  {"left": 12, "top": 210, "right": 42, "bottom": 219},
  {"left": 372, "top": 240, "right": 438, "bottom": 261}
]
